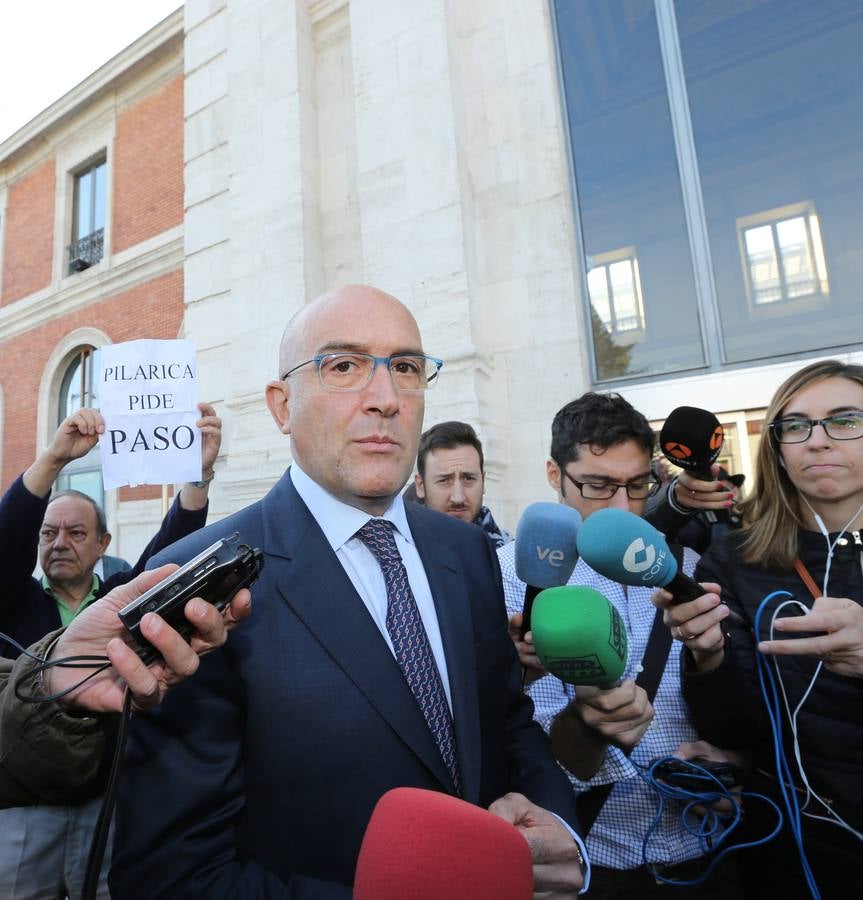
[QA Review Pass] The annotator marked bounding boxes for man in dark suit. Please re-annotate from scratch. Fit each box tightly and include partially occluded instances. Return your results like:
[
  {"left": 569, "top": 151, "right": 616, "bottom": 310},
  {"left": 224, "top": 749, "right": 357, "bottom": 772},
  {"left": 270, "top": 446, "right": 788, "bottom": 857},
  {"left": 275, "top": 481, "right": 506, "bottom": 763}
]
[{"left": 110, "top": 285, "right": 587, "bottom": 897}]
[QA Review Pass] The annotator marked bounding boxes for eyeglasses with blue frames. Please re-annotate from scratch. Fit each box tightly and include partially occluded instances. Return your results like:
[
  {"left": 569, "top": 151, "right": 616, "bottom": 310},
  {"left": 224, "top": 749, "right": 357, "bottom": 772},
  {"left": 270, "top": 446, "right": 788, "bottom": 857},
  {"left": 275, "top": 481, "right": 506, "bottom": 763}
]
[
  {"left": 281, "top": 353, "right": 443, "bottom": 392},
  {"left": 561, "top": 468, "right": 660, "bottom": 500},
  {"left": 769, "top": 411, "right": 863, "bottom": 444}
]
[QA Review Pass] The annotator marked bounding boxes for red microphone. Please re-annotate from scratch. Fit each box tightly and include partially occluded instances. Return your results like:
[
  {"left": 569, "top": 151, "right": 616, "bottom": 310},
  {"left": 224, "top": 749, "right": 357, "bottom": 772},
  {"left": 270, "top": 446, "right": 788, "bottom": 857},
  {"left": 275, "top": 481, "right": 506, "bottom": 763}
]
[{"left": 353, "top": 788, "right": 533, "bottom": 900}]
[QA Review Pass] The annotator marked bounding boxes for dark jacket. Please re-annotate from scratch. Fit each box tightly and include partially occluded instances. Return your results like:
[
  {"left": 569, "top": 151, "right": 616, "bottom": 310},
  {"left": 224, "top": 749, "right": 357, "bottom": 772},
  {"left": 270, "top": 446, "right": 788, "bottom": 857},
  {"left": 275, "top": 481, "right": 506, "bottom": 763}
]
[
  {"left": 110, "top": 470, "right": 581, "bottom": 898},
  {"left": 472, "top": 505, "right": 513, "bottom": 549},
  {"left": 683, "top": 528, "right": 863, "bottom": 888},
  {"left": 0, "top": 474, "right": 208, "bottom": 659},
  {"left": 645, "top": 480, "right": 741, "bottom": 555},
  {"left": 0, "top": 629, "right": 112, "bottom": 809}
]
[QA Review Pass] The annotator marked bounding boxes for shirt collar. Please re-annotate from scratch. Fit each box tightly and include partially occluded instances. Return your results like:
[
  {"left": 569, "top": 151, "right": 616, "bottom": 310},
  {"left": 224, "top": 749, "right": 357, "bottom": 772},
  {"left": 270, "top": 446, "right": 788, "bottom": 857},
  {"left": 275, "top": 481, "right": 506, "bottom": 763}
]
[
  {"left": 41, "top": 572, "right": 100, "bottom": 600},
  {"left": 290, "top": 461, "right": 414, "bottom": 552}
]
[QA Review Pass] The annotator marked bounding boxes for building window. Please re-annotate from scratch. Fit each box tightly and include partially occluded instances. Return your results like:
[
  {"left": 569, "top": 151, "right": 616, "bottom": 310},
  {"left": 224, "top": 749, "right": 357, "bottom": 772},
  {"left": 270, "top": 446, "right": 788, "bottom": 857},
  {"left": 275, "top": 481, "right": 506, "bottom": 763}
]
[
  {"left": 587, "top": 250, "right": 646, "bottom": 337},
  {"left": 67, "top": 157, "right": 106, "bottom": 274},
  {"left": 553, "top": 0, "right": 863, "bottom": 380},
  {"left": 59, "top": 346, "right": 100, "bottom": 418},
  {"left": 56, "top": 347, "right": 103, "bottom": 505},
  {"left": 738, "top": 204, "right": 829, "bottom": 310}
]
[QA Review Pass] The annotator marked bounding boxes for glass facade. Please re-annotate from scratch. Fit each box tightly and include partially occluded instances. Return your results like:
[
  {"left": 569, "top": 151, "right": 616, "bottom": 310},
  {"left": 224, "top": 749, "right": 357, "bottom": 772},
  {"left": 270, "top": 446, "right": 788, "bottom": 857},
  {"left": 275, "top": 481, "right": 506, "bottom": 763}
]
[
  {"left": 554, "top": 0, "right": 863, "bottom": 382},
  {"left": 555, "top": 0, "right": 704, "bottom": 380}
]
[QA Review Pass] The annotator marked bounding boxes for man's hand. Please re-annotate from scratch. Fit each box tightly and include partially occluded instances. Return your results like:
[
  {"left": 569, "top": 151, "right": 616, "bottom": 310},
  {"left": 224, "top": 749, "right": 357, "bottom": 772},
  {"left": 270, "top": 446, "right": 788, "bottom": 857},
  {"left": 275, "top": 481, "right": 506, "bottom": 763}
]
[
  {"left": 758, "top": 595, "right": 863, "bottom": 677},
  {"left": 23, "top": 408, "right": 105, "bottom": 498},
  {"left": 197, "top": 401, "right": 222, "bottom": 476},
  {"left": 550, "top": 681, "right": 653, "bottom": 780},
  {"left": 574, "top": 680, "right": 653, "bottom": 751},
  {"left": 489, "top": 793, "right": 584, "bottom": 896},
  {"left": 46, "top": 565, "right": 251, "bottom": 712},
  {"left": 652, "top": 583, "right": 728, "bottom": 672},
  {"left": 674, "top": 467, "right": 736, "bottom": 512},
  {"left": 673, "top": 740, "right": 749, "bottom": 776},
  {"left": 508, "top": 612, "right": 547, "bottom": 683},
  {"left": 179, "top": 402, "right": 223, "bottom": 510},
  {"left": 669, "top": 741, "right": 750, "bottom": 816}
]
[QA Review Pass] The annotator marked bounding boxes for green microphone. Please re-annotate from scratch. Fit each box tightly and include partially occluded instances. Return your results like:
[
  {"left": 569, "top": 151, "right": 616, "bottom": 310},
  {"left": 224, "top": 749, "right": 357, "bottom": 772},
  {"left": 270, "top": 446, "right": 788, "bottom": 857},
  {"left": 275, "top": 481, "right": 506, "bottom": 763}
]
[{"left": 531, "top": 586, "right": 628, "bottom": 687}]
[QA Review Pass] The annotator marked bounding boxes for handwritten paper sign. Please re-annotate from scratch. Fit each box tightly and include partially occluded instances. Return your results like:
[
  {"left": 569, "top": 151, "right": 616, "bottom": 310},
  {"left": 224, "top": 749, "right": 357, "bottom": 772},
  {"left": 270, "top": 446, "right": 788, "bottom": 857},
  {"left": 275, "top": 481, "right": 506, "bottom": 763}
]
[{"left": 98, "top": 339, "right": 201, "bottom": 489}]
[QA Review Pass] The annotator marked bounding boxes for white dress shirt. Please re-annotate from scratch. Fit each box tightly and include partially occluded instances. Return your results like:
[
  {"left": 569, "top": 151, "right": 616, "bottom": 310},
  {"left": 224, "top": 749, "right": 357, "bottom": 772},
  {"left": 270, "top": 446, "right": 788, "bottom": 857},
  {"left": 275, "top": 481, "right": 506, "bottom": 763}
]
[{"left": 290, "top": 462, "right": 453, "bottom": 711}]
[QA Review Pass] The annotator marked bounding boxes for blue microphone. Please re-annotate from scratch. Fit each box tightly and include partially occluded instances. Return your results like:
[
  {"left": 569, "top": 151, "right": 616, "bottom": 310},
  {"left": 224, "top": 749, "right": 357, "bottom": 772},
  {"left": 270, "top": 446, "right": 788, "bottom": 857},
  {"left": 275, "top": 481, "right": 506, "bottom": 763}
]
[
  {"left": 514, "top": 502, "right": 582, "bottom": 638},
  {"left": 576, "top": 508, "right": 745, "bottom": 628}
]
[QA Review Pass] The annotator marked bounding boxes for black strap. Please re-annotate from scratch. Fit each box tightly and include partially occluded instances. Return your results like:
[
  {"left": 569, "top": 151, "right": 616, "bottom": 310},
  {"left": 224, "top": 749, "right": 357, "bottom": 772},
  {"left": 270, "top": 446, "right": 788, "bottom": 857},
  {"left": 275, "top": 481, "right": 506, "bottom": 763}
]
[{"left": 574, "top": 544, "right": 682, "bottom": 834}]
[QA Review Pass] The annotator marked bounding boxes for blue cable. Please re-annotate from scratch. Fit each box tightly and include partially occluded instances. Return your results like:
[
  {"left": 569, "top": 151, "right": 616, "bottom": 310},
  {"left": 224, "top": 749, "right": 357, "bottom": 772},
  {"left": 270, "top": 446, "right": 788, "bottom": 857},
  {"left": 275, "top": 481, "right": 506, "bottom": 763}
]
[
  {"left": 753, "top": 590, "right": 821, "bottom": 899},
  {"left": 637, "top": 757, "right": 783, "bottom": 886}
]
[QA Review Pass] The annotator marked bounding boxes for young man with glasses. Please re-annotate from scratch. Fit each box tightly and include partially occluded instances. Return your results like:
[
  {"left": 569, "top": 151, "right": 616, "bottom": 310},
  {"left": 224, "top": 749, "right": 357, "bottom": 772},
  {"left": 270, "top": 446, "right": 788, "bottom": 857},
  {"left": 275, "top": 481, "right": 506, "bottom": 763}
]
[
  {"left": 500, "top": 391, "right": 745, "bottom": 898},
  {"left": 110, "top": 285, "right": 587, "bottom": 897}
]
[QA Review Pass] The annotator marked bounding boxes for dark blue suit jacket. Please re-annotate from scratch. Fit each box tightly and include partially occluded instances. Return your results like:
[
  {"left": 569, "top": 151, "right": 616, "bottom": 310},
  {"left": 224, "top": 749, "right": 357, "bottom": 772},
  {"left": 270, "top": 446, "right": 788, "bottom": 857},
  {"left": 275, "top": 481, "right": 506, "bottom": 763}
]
[{"left": 110, "top": 470, "right": 579, "bottom": 897}]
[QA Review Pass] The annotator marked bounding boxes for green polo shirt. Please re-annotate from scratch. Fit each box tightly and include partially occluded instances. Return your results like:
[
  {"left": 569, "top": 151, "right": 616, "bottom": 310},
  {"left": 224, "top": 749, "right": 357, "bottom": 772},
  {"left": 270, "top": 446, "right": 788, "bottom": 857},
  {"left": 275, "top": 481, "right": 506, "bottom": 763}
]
[{"left": 41, "top": 574, "right": 100, "bottom": 627}]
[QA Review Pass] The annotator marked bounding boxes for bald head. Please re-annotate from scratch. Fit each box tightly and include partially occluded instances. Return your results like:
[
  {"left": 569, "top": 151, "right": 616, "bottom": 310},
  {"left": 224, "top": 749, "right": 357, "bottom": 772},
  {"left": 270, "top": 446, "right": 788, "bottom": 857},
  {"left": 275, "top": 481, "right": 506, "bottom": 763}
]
[
  {"left": 267, "top": 284, "right": 430, "bottom": 515},
  {"left": 279, "top": 285, "right": 421, "bottom": 380}
]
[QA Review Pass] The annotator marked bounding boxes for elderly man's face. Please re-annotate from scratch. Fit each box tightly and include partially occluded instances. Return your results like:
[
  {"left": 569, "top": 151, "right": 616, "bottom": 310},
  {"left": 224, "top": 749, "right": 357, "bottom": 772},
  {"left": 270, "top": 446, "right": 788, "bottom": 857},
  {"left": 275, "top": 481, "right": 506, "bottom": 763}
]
[
  {"left": 268, "top": 287, "right": 427, "bottom": 515},
  {"left": 39, "top": 495, "right": 110, "bottom": 588}
]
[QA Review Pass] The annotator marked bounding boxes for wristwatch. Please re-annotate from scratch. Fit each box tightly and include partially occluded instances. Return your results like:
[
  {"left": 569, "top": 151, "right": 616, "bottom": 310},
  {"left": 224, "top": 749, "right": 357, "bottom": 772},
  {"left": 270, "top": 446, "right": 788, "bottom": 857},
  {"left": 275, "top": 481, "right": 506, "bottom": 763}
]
[{"left": 190, "top": 473, "right": 215, "bottom": 488}]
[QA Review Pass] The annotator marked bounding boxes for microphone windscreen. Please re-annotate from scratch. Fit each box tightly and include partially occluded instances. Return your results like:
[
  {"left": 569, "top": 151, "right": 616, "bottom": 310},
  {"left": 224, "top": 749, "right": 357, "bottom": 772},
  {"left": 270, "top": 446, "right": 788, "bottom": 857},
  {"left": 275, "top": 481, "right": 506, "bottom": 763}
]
[
  {"left": 576, "top": 508, "right": 678, "bottom": 590},
  {"left": 514, "top": 502, "right": 582, "bottom": 588},
  {"left": 659, "top": 406, "right": 724, "bottom": 476},
  {"left": 353, "top": 788, "right": 533, "bottom": 900},
  {"left": 531, "top": 586, "right": 628, "bottom": 687}
]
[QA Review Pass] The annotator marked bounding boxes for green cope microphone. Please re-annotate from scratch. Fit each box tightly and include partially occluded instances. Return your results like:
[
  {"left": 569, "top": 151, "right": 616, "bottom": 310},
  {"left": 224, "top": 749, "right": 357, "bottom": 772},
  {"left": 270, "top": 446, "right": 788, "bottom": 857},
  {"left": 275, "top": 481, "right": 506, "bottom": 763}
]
[{"left": 531, "top": 586, "right": 628, "bottom": 688}]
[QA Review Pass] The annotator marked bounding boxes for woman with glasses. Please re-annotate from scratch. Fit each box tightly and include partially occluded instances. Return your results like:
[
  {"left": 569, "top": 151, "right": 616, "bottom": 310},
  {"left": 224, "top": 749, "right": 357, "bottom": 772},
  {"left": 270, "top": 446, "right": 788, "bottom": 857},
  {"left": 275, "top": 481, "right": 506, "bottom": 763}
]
[{"left": 654, "top": 359, "right": 863, "bottom": 899}]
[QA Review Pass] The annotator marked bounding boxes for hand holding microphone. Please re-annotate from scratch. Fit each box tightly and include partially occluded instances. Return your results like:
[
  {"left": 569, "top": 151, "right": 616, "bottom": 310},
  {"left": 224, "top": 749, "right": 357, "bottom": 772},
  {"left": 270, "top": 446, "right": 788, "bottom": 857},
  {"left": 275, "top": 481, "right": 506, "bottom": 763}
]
[
  {"left": 530, "top": 585, "right": 653, "bottom": 775},
  {"left": 652, "top": 583, "right": 728, "bottom": 672},
  {"left": 575, "top": 508, "right": 746, "bottom": 629},
  {"left": 674, "top": 467, "right": 736, "bottom": 513},
  {"left": 660, "top": 406, "right": 734, "bottom": 517},
  {"left": 354, "top": 788, "right": 534, "bottom": 900}
]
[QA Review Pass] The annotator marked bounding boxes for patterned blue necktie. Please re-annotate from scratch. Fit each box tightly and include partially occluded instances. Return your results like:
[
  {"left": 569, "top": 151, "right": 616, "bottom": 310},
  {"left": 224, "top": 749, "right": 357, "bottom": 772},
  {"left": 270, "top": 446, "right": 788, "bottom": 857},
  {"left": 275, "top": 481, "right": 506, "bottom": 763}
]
[{"left": 356, "top": 518, "right": 461, "bottom": 794}]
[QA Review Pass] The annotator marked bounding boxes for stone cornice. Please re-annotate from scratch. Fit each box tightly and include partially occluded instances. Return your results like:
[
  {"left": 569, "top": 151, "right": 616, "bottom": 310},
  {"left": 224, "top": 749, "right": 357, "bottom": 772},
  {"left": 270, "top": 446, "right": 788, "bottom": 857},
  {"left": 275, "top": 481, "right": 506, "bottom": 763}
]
[{"left": 309, "top": 0, "right": 348, "bottom": 26}]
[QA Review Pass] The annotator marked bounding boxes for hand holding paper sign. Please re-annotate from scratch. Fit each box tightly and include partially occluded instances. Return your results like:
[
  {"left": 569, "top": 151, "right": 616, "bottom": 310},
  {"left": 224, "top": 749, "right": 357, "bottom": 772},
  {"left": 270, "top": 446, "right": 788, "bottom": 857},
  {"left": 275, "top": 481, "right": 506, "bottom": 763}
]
[
  {"left": 23, "top": 409, "right": 106, "bottom": 499},
  {"left": 197, "top": 401, "right": 221, "bottom": 482},
  {"left": 177, "top": 403, "right": 222, "bottom": 512}
]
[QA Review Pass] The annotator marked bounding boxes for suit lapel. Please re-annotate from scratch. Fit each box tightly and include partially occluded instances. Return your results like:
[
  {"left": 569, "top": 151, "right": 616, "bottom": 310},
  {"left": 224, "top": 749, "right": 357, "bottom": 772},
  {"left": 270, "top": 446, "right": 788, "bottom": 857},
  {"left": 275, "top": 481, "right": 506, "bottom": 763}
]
[
  {"left": 406, "top": 506, "right": 482, "bottom": 804},
  {"left": 261, "top": 474, "right": 455, "bottom": 792}
]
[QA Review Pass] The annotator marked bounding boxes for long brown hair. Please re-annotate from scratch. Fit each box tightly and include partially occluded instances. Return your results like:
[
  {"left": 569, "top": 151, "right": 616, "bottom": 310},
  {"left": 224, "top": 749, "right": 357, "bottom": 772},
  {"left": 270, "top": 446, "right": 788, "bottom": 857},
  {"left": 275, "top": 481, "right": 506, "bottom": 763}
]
[{"left": 738, "top": 359, "right": 863, "bottom": 569}]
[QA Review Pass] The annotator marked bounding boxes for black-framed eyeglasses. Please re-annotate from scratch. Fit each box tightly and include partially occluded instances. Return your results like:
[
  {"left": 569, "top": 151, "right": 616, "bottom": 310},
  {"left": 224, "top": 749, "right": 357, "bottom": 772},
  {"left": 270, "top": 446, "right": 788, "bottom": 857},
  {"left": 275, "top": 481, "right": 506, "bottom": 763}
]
[
  {"left": 561, "top": 468, "right": 660, "bottom": 500},
  {"left": 769, "top": 412, "right": 863, "bottom": 444},
  {"left": 281, "top": 353, "right": 443, "bottom": 393}
]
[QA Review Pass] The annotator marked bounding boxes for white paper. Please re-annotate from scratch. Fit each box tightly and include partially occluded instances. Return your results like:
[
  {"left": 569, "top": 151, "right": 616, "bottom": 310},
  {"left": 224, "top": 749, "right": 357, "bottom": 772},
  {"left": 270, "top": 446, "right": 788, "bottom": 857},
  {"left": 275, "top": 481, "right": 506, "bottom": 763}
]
[
  {"left": 97, "top": 340, "right": 202, "bottom": 488},
  {"left": 99, "top": 339, "right": 198, "bottom": 415}
]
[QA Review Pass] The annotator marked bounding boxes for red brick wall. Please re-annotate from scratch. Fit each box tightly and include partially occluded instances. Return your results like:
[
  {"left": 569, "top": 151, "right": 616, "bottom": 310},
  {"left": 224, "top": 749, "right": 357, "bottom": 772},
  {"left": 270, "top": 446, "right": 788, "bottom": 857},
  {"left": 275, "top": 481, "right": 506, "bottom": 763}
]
[
  {"left": 1, "top": 160, "right": 56, "bottom": 305},
  {"left": 0, "top": 268, "right": 184, "bottom": 496},
  {"left": 113, "top": 72, "right": 184, "bottom": 253}
]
